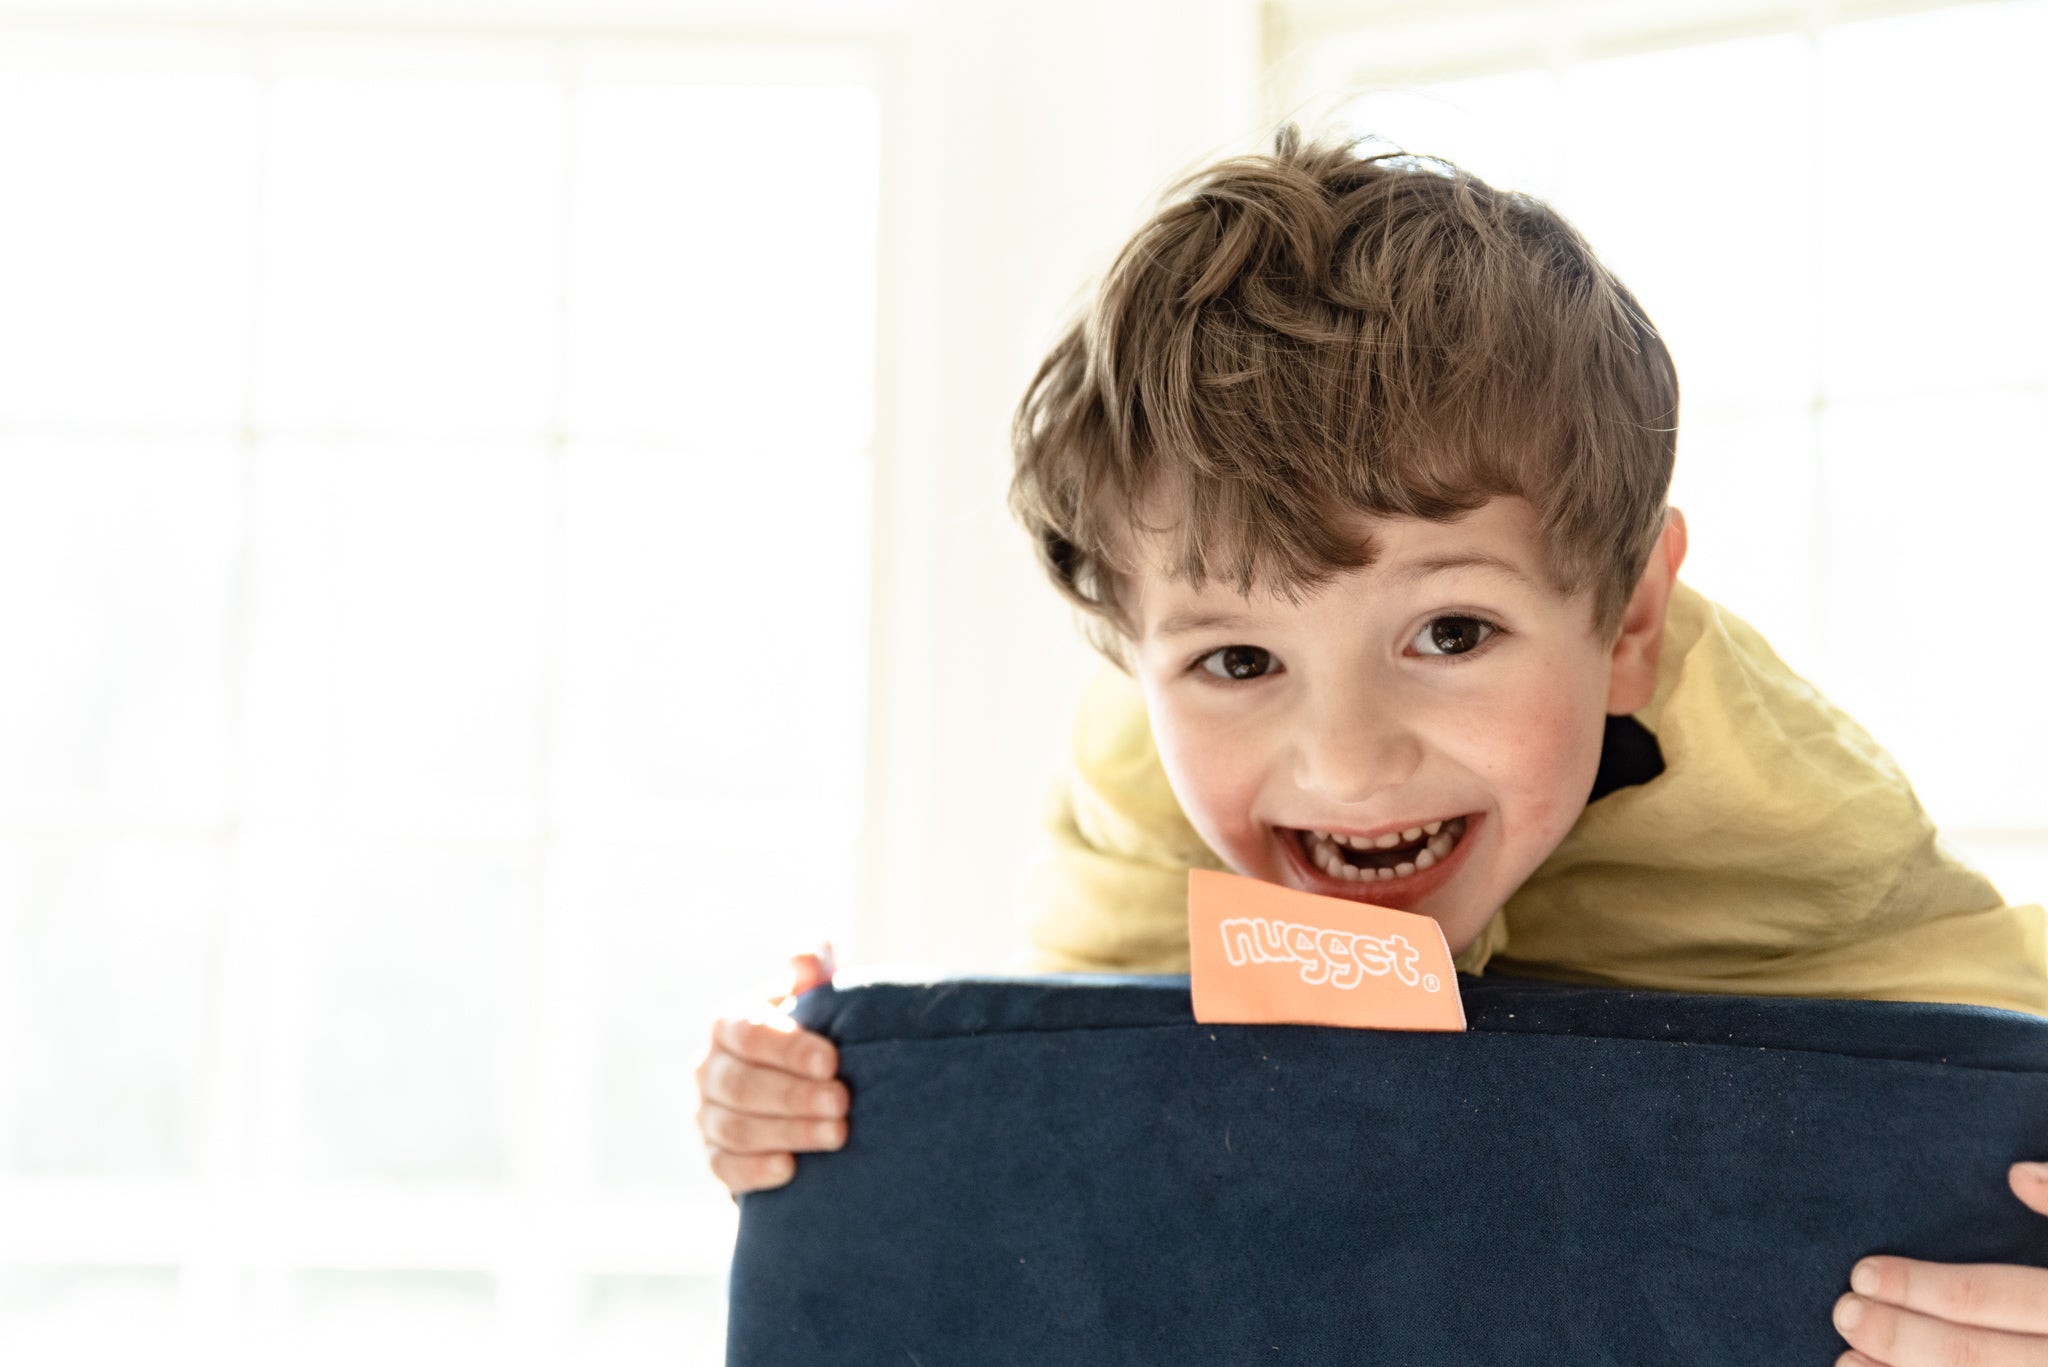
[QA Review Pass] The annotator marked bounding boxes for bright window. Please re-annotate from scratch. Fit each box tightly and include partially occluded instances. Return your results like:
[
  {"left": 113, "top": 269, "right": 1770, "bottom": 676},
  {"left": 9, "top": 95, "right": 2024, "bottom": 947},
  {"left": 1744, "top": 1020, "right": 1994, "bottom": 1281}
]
[{"left": 0, "top": 23, "right": 880, "bottom": 1366}]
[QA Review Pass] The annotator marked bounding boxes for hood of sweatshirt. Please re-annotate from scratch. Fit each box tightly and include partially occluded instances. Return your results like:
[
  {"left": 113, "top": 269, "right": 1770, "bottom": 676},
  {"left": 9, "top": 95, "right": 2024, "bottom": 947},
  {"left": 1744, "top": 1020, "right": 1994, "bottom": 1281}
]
[{"left": 1020, "top": 580, "right": 2048, "bottom": 1016}]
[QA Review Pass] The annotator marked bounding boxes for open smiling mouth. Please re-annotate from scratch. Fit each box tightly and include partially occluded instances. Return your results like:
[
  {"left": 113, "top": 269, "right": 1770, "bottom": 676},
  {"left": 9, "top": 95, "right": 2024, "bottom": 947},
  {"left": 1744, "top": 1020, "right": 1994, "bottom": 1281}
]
[{"left": 1290, "top": 816, "right": 1472, "bottom": 884}]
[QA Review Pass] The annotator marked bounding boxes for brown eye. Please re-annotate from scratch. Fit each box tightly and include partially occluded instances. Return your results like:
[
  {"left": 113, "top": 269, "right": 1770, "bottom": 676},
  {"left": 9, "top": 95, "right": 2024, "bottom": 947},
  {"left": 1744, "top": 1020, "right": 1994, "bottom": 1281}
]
[
  {"left": 1412, "top": 617, "right": 1495, "bottom": 657},
  {"left": 1198, "top": 646, "right": 1275, "bottom": 681}
]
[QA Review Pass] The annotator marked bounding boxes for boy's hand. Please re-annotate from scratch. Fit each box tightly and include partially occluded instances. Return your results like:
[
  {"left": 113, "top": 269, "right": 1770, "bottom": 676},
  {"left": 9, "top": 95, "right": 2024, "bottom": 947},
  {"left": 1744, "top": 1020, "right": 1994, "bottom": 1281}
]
[
  {"left": 1831, "top": 1162, "right": 2048, "bottom": 1366},
  {"left": 694, "top": 944, "right": 848, "bottom": 1196}
]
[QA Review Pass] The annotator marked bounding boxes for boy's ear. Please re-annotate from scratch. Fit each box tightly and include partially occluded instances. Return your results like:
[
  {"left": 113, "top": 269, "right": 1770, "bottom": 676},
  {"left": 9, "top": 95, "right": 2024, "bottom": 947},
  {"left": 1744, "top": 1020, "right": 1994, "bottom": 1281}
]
[{"left": 1605, "top": 507, "right": 1688, "bottom": 716}]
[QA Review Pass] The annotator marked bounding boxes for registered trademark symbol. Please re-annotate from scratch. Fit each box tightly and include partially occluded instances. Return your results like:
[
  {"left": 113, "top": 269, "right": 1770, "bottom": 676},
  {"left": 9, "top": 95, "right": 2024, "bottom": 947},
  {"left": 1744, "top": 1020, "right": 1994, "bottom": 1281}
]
[{"left": 1423, "top": 973, "right": 1440, "bottom": 992}]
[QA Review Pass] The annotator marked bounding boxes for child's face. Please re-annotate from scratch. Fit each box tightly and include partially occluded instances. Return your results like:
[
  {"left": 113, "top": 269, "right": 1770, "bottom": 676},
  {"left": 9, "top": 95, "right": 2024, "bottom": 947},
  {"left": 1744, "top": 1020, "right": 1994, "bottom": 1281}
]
[{"left": 1126, "top": 495, "right": 1651, "bottom": 956}]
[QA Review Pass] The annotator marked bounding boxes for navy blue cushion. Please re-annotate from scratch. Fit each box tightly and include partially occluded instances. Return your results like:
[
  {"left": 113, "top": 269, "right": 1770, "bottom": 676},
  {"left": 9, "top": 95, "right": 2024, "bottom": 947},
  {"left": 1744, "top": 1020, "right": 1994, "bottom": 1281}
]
[{"left": 727, "top": 974, "right": 2048, "bottom": 1366}]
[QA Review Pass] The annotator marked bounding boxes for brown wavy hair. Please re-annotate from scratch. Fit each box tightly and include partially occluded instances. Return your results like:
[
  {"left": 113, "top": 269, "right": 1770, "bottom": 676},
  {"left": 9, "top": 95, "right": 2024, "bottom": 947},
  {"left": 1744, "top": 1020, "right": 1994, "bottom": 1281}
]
[{"left": 1007, "top": 123, "right": 1679, "bottom": 673}]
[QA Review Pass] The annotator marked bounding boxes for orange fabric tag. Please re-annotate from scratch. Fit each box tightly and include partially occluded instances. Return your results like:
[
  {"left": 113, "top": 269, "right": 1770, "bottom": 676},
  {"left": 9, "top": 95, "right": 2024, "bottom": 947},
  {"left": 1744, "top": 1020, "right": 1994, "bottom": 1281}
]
[{"left": 1187, "top": 868, "right": 1466, "bottom": 1031}]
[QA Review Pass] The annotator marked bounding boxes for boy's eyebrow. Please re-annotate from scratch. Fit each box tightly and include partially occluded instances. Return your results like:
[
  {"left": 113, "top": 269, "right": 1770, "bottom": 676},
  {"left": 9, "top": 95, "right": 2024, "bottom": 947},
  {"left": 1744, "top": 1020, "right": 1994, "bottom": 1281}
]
[
  {"left": 1382, "top": 551, "right": 1536, "bottom": 589},
  {"left": 1147, "top": 552, "right": 1534, "bottom": 638},
  {"left": 1151, "top": 608, "right": 1256, "bottom": 638}
]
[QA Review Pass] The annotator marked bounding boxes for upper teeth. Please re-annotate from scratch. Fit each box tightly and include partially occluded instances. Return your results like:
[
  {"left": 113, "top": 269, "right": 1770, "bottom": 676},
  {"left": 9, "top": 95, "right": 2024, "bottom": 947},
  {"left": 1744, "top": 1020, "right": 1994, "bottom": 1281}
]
[
  {"left": 1312, "top": 821, "right": 1445, "bottom": 848},
  {"left": 1302, "top": 818, "right": 1467, "bottom": 882}
]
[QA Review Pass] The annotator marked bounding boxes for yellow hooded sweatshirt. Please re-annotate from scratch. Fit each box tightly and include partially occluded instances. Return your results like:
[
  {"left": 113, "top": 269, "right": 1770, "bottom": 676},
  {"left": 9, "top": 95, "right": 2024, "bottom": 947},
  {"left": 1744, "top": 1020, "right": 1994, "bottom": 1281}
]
[{"left": 1020, "top": 580, "right": 2048, "bottom": 1017}]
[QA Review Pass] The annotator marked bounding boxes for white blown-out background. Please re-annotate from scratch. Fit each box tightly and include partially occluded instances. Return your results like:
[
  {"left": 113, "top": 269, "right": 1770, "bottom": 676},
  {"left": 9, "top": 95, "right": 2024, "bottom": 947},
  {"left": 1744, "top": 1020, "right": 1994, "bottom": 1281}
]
[{"left": 0, "top": 1, "right": 2043, "bottom": 1363}]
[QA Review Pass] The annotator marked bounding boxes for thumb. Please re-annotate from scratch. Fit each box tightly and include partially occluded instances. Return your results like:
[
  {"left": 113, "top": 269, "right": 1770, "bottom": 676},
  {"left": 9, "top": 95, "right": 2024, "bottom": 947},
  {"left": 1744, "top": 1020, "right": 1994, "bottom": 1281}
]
[
  {"left": 2008, "top": 1162, "right": 2048, "bottom": 1214},
  {"left": 789, "top": 940, "right": 837, "bottom": 996}
]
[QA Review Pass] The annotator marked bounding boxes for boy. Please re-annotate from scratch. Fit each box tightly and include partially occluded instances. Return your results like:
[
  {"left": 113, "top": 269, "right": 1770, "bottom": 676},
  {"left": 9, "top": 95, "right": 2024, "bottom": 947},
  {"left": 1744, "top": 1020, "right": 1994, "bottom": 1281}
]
[{"left": 695, "top": 127, "right": 2048, "bottom": 1361}]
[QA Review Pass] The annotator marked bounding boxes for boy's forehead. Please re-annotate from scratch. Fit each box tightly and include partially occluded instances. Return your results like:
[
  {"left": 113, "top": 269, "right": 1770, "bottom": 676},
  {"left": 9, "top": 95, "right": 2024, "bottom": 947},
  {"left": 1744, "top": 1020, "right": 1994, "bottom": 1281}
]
[{"left": 1129, "top": 495, "right": 1553, "bottom": 636}]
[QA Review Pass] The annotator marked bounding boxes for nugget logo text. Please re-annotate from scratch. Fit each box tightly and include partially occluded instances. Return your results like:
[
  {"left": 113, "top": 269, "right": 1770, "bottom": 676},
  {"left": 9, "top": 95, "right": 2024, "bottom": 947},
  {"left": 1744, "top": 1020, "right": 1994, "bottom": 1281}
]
[{"left": 1217, "top": 915, "right": 1438, "bottom": 992}]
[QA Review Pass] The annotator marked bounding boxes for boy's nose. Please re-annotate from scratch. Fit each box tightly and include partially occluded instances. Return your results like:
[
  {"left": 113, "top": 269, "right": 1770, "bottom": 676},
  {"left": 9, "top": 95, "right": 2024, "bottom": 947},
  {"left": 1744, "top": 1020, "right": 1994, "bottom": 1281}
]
[{"left": 1293, "top": 698, "right": 1424, "bottom": 808}]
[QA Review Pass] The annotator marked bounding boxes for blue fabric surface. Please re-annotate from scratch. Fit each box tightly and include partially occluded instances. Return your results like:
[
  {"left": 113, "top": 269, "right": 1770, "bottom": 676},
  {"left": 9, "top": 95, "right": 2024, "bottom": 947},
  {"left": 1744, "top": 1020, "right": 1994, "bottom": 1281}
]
[{"left": 726, "top": 974, "right": 2048, "bottom": 1365}]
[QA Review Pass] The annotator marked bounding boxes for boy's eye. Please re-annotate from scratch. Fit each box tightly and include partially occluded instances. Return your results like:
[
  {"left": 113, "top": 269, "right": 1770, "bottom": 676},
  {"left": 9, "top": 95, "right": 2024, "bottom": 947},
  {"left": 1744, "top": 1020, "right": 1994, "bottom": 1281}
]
[
  {"left": 1196, "top": 645, "right": 1276, "bottom": 681},
  {"left": 1410, "top": 616, "right": 1497, "bottom": 657}
]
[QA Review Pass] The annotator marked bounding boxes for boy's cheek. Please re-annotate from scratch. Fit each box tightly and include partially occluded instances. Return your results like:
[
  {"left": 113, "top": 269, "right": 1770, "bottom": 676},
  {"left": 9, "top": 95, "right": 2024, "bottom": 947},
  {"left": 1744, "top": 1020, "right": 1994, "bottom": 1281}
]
[
  {"left": 1489, "top": 680, "right": 1607, "bottom": 802},
  {"left": 1163, "top": 754, "right": 1253, "bottom": 860},
  {"left": 1147, "top": 717, "right": 1262, "bottom": 850},
  {"left": 1458, "top": 715, "right": 1603, "bottom": 876}
]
